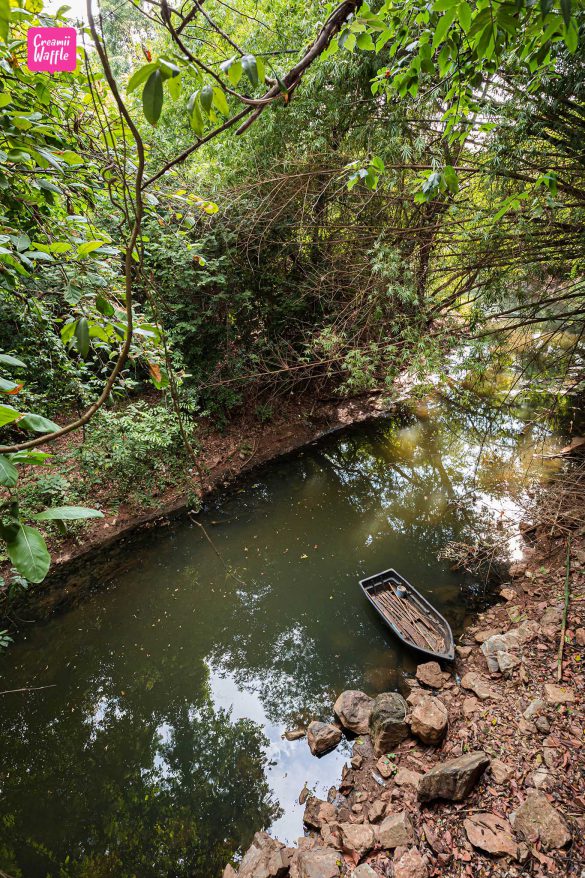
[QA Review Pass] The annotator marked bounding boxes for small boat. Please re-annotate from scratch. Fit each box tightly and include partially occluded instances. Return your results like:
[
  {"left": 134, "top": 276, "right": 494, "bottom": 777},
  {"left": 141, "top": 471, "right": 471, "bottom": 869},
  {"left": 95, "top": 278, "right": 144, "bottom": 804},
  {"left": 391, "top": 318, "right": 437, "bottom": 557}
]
[{"left": 359, "top": 568, "right": 455, "bottom": 661}]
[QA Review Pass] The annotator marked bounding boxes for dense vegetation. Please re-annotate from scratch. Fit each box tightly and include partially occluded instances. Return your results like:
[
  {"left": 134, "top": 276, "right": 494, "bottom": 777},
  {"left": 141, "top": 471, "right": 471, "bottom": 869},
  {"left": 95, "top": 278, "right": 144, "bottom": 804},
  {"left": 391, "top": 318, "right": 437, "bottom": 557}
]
[{"left": 0, "top": 0, "right": 583, "bottom": 592}]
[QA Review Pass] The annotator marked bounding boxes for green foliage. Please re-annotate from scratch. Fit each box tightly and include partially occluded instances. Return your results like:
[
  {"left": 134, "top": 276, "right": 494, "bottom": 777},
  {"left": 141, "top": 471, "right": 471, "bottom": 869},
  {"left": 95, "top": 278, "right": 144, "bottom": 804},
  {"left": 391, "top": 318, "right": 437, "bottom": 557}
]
[{"left": 81, "top": 402, "right": 194, "bottom": 502}]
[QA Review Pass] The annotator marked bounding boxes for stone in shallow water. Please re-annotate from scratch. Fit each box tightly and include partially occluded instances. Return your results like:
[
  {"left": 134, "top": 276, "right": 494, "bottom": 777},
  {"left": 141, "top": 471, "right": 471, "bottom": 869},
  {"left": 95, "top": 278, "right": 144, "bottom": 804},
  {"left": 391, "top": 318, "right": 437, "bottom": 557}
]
[
  {"left": 334, "top": 690, "right": 374, "bottom": 735},
  {"left": 511, "top": 790, "right": 571, "bottom": 850},
  {"left": 307, "top": 721, "right": 342, "bottom": 756},
  {"left": 369, "top": 692, "right": 409, "bottom": 756},
  {"left": 418, "top": 751, "right": 490, "bottom": 802}
]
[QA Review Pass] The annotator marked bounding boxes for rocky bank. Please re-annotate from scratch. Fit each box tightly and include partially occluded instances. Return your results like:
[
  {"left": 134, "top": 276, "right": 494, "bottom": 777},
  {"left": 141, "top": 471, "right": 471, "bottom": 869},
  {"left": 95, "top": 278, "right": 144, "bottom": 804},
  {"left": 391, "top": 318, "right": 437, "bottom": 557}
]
[{"left": 224, "top": 538, "right": 585, "bottom": 878}]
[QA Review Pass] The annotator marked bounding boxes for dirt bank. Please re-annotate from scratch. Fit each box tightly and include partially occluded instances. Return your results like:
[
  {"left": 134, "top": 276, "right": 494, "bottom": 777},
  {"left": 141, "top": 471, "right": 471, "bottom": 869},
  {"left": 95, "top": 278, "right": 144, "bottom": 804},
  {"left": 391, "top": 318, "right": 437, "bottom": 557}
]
[
  {"left": 1, "top": 390, "right": 397, "bottom": 624},
  {"left": 227, "top": 468, "right": 585, "bottom": 878}
]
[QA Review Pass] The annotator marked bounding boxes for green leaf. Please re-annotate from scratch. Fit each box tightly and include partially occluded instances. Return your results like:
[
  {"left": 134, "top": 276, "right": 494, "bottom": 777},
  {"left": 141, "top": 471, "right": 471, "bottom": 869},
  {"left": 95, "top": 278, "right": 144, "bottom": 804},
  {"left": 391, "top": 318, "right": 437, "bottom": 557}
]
[
  {"left": 158, "top": 58, "right": 180, "bottom": 79},
  {"left": 458, "top": 1, "right": 472, "bottom": 30},
  {"left": 0, "top": 377, "right": 20, "bottom": 393},
  {"left": 18, "top": 413, "right": 60, "bottom": 433},
  {"left": 256, "top": 56, "right": 265, "bottom": 83},
  {"left": 127, "top": 62, "right": 158, "bottom": 94},
  {"left": 241, "top": 55, "right": 258, "bottom": 87},
  {"left": 356, "top": 33, "right": 375, "bottom": 50},
  {"left": 200, "top": 83, "right": 213, "bottom": 114},
  {"left": 443, "top": 164, "right": 459, "bottom": 193},
  {"left": 432, "top": 8, "right": 456, "bottom": 48},
  {"left": 0, "top": 404, "right": 21, "bottom": 427},
  {"left": 188, "top": 92, "right": 204, "bottom": 136},
  {"left": 0, "top": 0, "right": 10, "bottom": 42},
  {"left": 8, "top": 451, "right": 51, "bottom": 465},
  {"left": 142, "top": 70, "right": 164, "bottom": 125},
  {"left": 0, "top": 454, "right": 18, "bottom": 487},
  {"left": 560, "top": 0, "right": 571, "bottom": 26},
  {"left": 75, "top": 317, "right": 90, "bottom": 359},
  {"left": 32, "top": 506, "right": 104, "bottom": 521},
  {"left": 95, "top": 294, "right": 115, "bottom": 316},
  {"left": 77, "top": 240, "right": 107, "bottom": 257},
  {"left": 0, "top": 353, "right": 25, "bottom": 368},
  {"left": 6, "top": 525, "right": 50, "bottom": 583},
  {"left": 564, "top": 19, "right": 578, "bottom": 52},
  {"left": 212, "top": 87, "right": 229, "bottom": 116}
]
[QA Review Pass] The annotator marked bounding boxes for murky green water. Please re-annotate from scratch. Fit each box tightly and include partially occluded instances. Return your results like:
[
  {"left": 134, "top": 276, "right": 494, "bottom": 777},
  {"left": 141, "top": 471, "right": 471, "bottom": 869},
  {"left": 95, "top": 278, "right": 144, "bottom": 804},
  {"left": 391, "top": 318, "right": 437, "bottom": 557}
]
[{"left": 0, "top": 393, "right": 564, "bottom": 878}]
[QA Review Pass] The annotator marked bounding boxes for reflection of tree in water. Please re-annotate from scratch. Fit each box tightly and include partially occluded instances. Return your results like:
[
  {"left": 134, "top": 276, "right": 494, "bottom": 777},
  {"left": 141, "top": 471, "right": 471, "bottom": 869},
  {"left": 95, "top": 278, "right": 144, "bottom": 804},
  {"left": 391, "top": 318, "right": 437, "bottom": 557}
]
[{"left": 0, "top": 678, "right": 280, "bottom": 878}]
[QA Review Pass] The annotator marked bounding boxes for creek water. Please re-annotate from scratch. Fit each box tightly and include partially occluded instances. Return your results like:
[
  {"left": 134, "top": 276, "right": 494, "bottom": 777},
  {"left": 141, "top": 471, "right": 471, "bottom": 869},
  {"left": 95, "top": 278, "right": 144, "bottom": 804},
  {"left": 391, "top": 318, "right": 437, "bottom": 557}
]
[{"left": 0, "top": 391, "right": 565, "bottom": 878}]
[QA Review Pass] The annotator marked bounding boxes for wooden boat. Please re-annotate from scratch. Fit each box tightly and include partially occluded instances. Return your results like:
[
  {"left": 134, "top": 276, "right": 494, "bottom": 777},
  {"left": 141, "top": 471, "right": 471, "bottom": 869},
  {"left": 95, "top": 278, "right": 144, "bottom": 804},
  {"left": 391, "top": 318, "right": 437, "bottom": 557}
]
[{"left": 359, "top": 568, "right": 455, "bottom": 661}]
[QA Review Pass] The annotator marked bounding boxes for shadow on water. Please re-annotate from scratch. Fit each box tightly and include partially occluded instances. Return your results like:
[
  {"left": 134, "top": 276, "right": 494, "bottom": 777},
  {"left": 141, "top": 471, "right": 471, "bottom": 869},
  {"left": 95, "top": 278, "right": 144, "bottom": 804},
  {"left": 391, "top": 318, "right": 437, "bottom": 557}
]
[{"left": 0, "top": 392, "right": 567, "bottom": 878}]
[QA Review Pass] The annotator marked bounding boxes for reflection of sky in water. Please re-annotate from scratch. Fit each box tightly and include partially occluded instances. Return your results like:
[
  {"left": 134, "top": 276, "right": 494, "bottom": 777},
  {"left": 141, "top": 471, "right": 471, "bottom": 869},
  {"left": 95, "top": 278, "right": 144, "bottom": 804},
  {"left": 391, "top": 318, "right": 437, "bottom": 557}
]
[
  {"left": 0, "top": 393, "right": 568, "bottom": 878},
  {"left": 209, "top": 666, "right": 348, "bottom": 844}
]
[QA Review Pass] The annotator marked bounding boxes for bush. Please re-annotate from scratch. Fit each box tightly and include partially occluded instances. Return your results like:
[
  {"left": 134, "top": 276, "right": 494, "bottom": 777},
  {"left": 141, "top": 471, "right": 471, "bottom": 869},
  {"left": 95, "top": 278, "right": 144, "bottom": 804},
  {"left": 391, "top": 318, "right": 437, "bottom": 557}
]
[{"left": 81, "top": 401, "right": 193, "bottom": 503}]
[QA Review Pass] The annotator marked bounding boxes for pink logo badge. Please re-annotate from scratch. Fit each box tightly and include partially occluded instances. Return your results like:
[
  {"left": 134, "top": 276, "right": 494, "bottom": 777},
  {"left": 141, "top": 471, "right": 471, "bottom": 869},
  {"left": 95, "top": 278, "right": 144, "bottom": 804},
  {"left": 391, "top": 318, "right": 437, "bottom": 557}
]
[{"left": 27, "top": 27, "right": 77, "bottom": 73}]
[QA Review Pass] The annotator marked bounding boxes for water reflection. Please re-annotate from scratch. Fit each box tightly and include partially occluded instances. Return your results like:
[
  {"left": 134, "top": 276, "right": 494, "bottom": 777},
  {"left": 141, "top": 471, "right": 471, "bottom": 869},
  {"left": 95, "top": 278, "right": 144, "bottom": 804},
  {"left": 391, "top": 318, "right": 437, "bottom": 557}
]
[{"left": 0, "top": 394, "right": 564, "bottom": 877}]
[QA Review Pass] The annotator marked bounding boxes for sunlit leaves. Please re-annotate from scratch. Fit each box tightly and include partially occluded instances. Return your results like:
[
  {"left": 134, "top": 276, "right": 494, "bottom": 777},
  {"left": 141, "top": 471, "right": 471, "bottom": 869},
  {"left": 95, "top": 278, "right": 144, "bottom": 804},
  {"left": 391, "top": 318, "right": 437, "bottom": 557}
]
[
  {"left": 127, "top": 62, "right": 158, "bottom": 94},
  {"left": 188, "top": 91, "right": 204, "bottom": 136},
  {"left": 241, "top": 54, "right": 259, "bottom": 86},
  {"left": 0, "top": 0, "right": 10, "bottom": 42},
  {"left": 32, "top": 506, "right": 104, "bottom": 521}
]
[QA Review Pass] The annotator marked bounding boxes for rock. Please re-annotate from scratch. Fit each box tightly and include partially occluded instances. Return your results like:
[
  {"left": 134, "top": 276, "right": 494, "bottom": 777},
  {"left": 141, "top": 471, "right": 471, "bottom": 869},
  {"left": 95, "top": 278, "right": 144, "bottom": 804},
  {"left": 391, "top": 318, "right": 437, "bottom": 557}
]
[
  {"left": 351, "top": 866, "right": 377, "bottom": 878},
  {"left": 416, "top": 662, "right": 444, "bottom": 689},
  {"left": 395, "top": 767, "right": 422, "bottom": 789},
  {"left": 462, "top": 696, "right": 479, "bottom": 717},
  {"left": 238, "top": 832, "right": 292, "bottom": 878},
  {"left": 461, "top": 672, "right": 499, "bottom": 701},
  {"left": 511, "top": 790, "right": 571, "bottom": 850},
  {"left": 456, "top": 645, "right": 472, "bottom": 658},
  {"left": 464, "top": 813, "right": 518, "bottom": 858},
  {"left": 542, "top": 605, "right": 563, "bottom": 626},
  {"left": 500, "top": 587, "right": 516, "bottom": 601},
  {"left": 377, "top": 812, "right": 415, "bottom": 848},
  {"left": 303, "top": 797, "right": 337, "bottom": 830},
  {"left": 491, "top": 759, "right": 513, "bottom": 784},
  {"left": 368, "top": 799, "right": 386, "bottom": 822},
  {"left": 223, "top": 865, "right": 238, "bottom": 878},
  {"left": 474, "top": 628, "right": 502, "bottom": 643},
  {"left": 294, "top": 848, "right": 342, "bottom": 878},
  {"left": 369, "top": 692, "right": 409, "bottom": 756},
  {"left": 509, "top": 562, "right": 526, "bottom": 578},
  {"left": 299, "top": 784, "right": 311, "bottom": 805},
  {"left": 543, "top": 747, "right": 556, "bottom": 768},
  {"left": 498, "top": 652, "right": 521, "bottom": 674},
  {"left": 524, "top": 698, "right": 546, "bottom": 719},
  {"left": 340, "top": 822, "right": 376, "bottom": 858},
  {"left": 409, "top": 696, "right": 448, "bottom": 745},
  {"left": 536, "top": 715, "right": 551, "bottom": 734},
  {"left": 418, "top": 751, "right": 490, "bottom": 802},
  {"left": 393, "top": 847, "right": 429, "bottom": 878},
  {"left": 544, "top": 683, "right": 575, "bottom": 703},
  {"left": 307, "top": 721, "right": 342, "bottom": 756},
  {"left": 353, "top": 736, "right": 374, "bottom": 761},
  {"left": 530, "top": 767, "right": 550, "bottom": 789},
  {"left": 575, "top": 627, "right": 585, "bottom": 646},
  {"left": 334, "top": 690, "right": 374, "bottom": 735},
  {"left": 284, "top": 728, "right": 306, "bottom": 741},
  {"left": 376, "top": 755, "right": 395, "bottom": 779}
]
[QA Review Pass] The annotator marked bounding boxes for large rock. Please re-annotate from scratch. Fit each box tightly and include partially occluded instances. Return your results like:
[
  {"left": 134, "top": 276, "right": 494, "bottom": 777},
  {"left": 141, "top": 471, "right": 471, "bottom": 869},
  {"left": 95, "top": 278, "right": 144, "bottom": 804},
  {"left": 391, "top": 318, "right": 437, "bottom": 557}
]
[
  {"left": 418, "top": 751, "right": 490, "bottom": 802},
  {"left": 464, "top": 813, "right": 518, "bottom": 858},
  {"left": 293, "top": 848, "right": 341, "bottom": 878},
  {"left": 237, "top": 832, "right": 292, "bottom": 878},
  {"left": 339, "top": 822, "right": 376, "bottom": 858},
  {"left": 334, "top": 690, "right": 374, "bottom": 735},
  {"left": 307, "top": 721, "right": 342, "bottom": 756},
  {"left": 303, "top": 796, "right": 337, "bottom": 830},
  {"left": 376, "top": 812, "right": 415, "bottom": 848},
  {"left": 416, "top": 662, "right": 444, "bottom": 689},
  {"left": 480, "top": 631, "right": 521, "bottom": 674},
  {"left": 511, "top": 791, "right": 571, "bottom": 850},
  {"left": 351, "top": 866, "right": 377, "bottom": 878},
  {"left": 544, "top": 683, "right": 575, "bottom": 704},
  {"left": 369, "top": 692, "right": 409, "bottom": 756},
  {"left": 409, "top": 696, "right": 448, "bottom": 745},
  {"left": 393, "top": 847, "right": 429, "bottom": 878}
]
